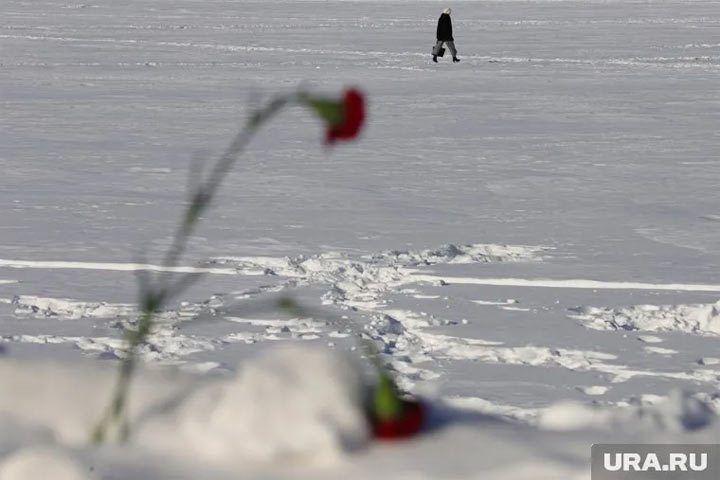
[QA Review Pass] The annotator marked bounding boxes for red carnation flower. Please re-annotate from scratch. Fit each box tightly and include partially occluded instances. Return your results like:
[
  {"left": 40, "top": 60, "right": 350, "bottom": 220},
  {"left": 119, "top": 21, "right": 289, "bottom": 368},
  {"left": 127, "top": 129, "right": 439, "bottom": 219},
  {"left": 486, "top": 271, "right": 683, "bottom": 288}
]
[
  {"left": 372, "top": 399, "right": 426, "bottom": 440},
  {"left": 325, "top": 88, "right": 365, "bottom": 144}
]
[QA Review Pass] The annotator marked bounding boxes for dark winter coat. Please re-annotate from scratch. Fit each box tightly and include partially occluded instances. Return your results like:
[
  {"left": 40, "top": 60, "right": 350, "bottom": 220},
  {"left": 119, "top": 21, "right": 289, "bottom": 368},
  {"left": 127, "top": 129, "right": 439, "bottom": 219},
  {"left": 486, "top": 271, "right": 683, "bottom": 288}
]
[{"left": 436, "top": 13, "right": 453, "bottom": 41}]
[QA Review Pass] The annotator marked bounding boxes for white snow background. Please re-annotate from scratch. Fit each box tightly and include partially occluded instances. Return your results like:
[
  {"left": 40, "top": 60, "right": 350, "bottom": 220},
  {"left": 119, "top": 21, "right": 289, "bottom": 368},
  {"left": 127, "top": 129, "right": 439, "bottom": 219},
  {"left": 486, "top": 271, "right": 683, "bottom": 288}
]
[{"left": 1, "top": 0, "right": 719, "bottom": 478}]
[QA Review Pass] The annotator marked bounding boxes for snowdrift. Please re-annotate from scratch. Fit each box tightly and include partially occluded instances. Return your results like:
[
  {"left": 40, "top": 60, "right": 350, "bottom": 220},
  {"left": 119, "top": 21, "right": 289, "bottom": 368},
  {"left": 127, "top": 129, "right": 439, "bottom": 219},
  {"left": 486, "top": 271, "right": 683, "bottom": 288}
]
[{"left": 1, "top": 346, "right": 718, "bottom": 480}]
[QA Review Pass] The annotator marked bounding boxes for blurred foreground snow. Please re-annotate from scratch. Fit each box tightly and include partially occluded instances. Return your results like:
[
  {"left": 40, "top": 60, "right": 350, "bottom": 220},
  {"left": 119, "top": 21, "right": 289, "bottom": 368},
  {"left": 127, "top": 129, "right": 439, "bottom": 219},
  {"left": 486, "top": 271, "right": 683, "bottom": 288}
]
[{"left": 1, "top": 345, "right": 718, "bottom": 479}]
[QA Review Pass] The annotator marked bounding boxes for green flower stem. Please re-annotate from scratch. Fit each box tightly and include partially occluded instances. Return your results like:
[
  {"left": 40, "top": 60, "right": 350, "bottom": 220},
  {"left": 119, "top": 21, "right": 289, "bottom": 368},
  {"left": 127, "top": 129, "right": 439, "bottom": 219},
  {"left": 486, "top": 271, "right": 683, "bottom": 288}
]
[{"left": 91, "top": 92, "right": 295, "bottom": 444}]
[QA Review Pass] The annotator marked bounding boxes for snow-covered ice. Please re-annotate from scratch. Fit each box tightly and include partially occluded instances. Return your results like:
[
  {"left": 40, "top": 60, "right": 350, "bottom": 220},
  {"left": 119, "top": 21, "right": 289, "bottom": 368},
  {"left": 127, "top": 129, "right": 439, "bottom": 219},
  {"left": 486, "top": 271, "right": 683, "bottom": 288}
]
[
  {"left": 2, "top": 0, "right": 720, "bottom": 478},
  {"left": 570, "top": 301, "right": 720, "bottom": 335}
]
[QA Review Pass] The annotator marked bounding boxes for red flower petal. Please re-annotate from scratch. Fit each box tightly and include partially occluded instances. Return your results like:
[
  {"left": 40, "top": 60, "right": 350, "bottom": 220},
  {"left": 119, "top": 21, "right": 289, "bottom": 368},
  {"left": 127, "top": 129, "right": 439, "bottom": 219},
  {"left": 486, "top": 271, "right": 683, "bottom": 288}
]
[
  {"left": 372, "top": 399, "right": 426, "bottom": 440},
  {"left": 326, "top": 88, "right": 365, "bottom": 144}
]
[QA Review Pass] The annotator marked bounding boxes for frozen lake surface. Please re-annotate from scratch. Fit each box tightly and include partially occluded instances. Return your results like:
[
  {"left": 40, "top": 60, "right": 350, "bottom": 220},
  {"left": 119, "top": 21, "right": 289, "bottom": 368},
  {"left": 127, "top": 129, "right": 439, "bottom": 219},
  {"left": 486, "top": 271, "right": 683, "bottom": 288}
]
[{"left": 1, "top": 1, "right": 719, "bottom": 478}]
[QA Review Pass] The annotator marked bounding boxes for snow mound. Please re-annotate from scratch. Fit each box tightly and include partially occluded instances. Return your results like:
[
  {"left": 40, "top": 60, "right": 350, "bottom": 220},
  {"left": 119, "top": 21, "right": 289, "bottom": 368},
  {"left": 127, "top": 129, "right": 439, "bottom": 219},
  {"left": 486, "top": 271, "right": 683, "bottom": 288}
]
[
  {"left": 2, "top": 331, "right": 216, "bottom": 364},
  {"left": 539, "top": 390, "right": 718, "bottom": 433},
  {"left": 10, "top": 295, "right": 207, "bottom": 323},
  {"left": 11, "top": 295, "right": 135, "bottom": 320},
  {"left": 135, "top": 345, "right": 370, "bottom": 464},
  {"left": 568, "top": 301, "right": 720, "bottom": 336},
  {"left": 211, "top": 243, "right": 545, "bottom": 314},
  {"left": 369, "top": 243, "right": 548, "bottom": 266},
  {"left": 0, "top": 448, "right": 90, "bottom": 480},
  {"left": 213, "top": 244, "right": 545, "bottom": 275},
  {"left": 1, "top": 346, "right": 369, "bottom": 466},
  {"left": 211, "top": 243, "right": 545, "bottom": 287},
  {"left": 0, "top": 359, "right": 194, "bottom": 445},
  {"left": 0, "top": 351, "right": 718, "bottom": 479}
]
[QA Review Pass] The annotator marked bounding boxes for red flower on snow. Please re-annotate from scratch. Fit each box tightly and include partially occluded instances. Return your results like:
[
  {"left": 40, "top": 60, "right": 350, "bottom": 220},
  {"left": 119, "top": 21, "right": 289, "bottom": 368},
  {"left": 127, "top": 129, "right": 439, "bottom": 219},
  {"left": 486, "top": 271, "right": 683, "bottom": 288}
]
[
  {"left": 325, "top": 88, "right": 366, "bottom": 144},
  {"left": 367, "top": 373, "right": 426, "bottom": 441},
  {"left": 372, "top": 398, "right": 427, "bottom": 440}
]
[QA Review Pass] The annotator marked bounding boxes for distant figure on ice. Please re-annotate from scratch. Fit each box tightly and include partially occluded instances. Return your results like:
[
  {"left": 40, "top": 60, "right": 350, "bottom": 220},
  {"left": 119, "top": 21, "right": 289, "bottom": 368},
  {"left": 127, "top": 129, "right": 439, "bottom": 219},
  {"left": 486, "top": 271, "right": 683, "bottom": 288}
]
[{"left": 433, "top": 8, "right": 460, "bottom": 63}]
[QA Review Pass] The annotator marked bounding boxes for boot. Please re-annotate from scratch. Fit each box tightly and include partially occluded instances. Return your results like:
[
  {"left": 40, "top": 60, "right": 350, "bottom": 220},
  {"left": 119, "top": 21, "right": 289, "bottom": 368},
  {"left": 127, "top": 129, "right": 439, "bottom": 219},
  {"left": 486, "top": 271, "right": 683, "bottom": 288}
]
[
  {"left": 432, "top": 55, "right": 438, "bottom": 63},
  {"left": 453, "top": 57, "right": 460, "bottom": 63}
]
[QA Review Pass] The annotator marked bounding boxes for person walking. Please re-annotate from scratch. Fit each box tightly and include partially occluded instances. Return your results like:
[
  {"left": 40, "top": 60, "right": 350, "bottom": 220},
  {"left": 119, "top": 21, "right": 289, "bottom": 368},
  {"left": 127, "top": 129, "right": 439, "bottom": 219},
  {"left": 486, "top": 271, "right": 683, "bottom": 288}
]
[{"left": 433, "top": 8, "right": 460, "bottom": 63}]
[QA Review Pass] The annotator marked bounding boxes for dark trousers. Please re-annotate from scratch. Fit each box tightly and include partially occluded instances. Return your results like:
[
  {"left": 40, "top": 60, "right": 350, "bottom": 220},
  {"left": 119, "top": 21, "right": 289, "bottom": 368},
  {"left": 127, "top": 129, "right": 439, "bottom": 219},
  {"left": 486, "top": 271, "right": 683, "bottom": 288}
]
[{"left": 433, "top": 40, "right": 457, "bottom": 57}]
